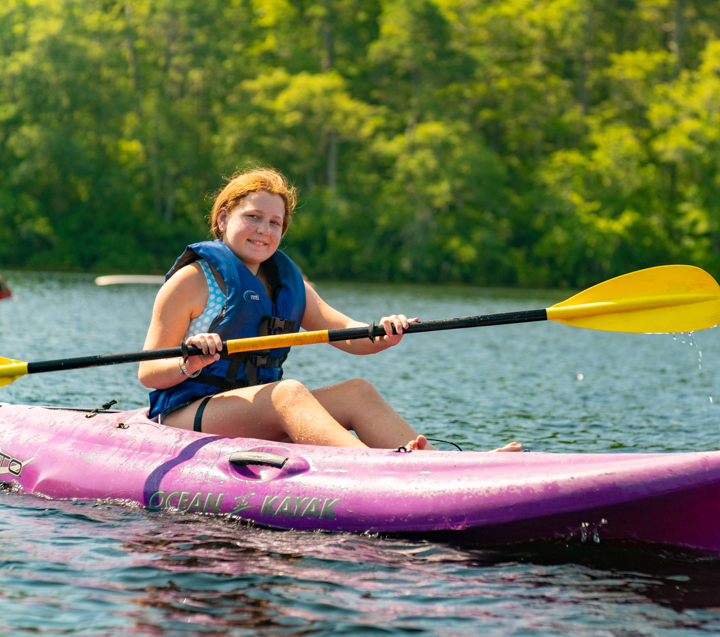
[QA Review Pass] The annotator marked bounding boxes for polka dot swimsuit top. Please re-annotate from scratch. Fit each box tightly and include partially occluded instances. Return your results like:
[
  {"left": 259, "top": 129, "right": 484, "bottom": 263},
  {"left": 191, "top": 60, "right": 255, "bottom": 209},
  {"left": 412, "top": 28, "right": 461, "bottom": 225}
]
[{"left": 185, "top": 260, "right": 226, "bottom": 338}]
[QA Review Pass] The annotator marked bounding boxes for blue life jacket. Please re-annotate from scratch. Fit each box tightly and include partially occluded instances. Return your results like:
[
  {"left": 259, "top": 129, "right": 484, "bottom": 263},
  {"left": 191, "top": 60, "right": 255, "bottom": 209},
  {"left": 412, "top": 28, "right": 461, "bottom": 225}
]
[{"left": 148, "top": 240, "right": 306, "bottom": 419}]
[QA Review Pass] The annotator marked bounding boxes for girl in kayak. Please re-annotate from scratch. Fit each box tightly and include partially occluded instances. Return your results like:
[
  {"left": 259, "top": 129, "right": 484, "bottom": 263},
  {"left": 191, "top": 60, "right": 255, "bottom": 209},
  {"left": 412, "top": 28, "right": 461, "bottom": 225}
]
[{"left": 139, "top": 167, "right": 521, "bottom": 452}]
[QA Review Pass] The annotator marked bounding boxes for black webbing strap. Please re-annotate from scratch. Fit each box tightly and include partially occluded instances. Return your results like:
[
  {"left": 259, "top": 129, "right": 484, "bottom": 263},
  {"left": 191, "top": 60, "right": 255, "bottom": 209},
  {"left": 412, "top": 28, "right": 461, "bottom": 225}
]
[
  {"left": 225, "top": 358, "right": 242, "bottom": 385},
  {"left": 191, "top": 374, "right": 248, "bottom": 391},
  {"left": 189, "top": 353, "right": 286, "bottom": 390},
  {"left": 258, "top": 316, "right": 297, "bottom": 336},
  {"left": 193, "top": 396, "right": 213, "bottom": 432},
  {"left": 263, "top": 254, "right": 283, "bottom": 304},
  {"left": 244, "top": 358, "right": 258, "bottom": 386}
]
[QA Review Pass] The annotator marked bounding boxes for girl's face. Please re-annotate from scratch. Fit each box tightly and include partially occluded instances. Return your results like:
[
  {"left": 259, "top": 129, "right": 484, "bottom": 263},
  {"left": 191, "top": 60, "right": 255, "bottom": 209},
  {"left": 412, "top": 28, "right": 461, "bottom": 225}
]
[{"left": 217, "top": 191, "right": 285, "bottom": 274}]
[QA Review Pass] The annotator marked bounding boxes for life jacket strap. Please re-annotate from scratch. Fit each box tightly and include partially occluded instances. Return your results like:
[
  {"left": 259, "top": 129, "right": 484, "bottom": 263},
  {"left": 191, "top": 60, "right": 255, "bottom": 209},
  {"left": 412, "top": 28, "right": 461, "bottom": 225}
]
[
  {"left": 188, "top": 352, "right": 287, "bottom": 391},
  {"left": 258, "top": 315, "right": 297, "bottom": 336}
]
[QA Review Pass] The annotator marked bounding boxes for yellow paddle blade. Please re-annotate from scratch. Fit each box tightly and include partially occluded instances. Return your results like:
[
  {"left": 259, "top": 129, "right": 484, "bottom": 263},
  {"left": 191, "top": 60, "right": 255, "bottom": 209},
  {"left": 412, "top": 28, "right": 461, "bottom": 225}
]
[
  {"left": 546, "top": 265, "right": 720, "bottom": 333},
  {"left": 0, "top": 356, "right": 29, "bottom": 388}
]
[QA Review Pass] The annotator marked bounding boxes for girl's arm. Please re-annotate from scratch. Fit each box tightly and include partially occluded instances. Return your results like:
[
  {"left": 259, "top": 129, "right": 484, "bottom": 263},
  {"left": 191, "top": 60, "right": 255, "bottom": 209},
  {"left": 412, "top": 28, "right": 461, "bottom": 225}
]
[
  {"left": 300, "top": 282, "right": 415, "bottom": 355},
  {"left": 138, "top": 264, "right": 222, "bottom": 389}
]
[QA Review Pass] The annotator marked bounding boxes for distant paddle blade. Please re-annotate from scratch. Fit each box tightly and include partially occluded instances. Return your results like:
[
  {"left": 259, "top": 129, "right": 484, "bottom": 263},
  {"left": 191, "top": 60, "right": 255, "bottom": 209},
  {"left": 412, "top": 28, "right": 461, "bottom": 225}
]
[
  {"left": 0, "top": 356, "right": 28, "bottom": 387},
  {"left": 546, "top": 265, "right": 720, "bottom": 333}
]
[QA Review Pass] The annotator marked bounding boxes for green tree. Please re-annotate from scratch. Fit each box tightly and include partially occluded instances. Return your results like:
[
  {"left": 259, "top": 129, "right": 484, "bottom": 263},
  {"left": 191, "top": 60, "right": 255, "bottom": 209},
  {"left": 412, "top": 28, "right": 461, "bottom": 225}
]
[{"left": 2, "top": 0, "right": 720, "bottom": 287}]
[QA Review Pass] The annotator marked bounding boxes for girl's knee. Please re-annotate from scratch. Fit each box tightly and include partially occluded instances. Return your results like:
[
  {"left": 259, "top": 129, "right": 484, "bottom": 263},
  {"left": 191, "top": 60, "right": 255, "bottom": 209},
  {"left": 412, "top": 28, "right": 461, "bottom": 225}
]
[
  {"left": 272, "top": 379, "right": 311, "bottom": 405},
  {"left": 345, "top": 378, "right": 382, "bottom": 400}
]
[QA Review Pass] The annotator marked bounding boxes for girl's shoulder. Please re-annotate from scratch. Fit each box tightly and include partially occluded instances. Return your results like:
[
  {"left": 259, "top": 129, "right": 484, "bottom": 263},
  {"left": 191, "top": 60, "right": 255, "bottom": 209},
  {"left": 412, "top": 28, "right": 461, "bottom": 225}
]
[
  {"left": 156, "top": 262, "right": 208, "bottom": 309},
  {"left": 169, "top": 261, "right": 205, "bottom": 288}
]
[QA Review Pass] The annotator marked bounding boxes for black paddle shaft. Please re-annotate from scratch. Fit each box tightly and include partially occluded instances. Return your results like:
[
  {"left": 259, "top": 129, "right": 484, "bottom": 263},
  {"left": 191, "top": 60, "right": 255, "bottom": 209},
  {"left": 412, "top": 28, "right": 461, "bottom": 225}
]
[
  {"left": 328, "top": 308, "right": 548, "bottom": 342},
  {"left": 25, "top": 308, "right": 548, "bottom": 375},
  {"left": 26, "top": 345, "right": 204, "bottom": 375}
]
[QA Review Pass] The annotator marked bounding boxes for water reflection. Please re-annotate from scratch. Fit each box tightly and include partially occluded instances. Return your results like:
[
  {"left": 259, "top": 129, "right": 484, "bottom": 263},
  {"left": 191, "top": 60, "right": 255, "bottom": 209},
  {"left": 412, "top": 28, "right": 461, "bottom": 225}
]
[
  {"left": 4, "top": 493, "right": 720, "bottom": 635},
  {"left": 109, "top": 510, "right": 720, "bottom": 634},
  {"left": 467, "top": 541, "right": 720, "bottom": 613},
  {"left": 121, "top": 510, "right": 719, "bottom": 618}
]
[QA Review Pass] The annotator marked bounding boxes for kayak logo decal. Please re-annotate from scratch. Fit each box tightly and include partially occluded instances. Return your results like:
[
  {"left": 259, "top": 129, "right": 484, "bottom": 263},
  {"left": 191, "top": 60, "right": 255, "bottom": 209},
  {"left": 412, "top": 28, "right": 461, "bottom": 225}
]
[
  {"left": 146, "top": 489, "right": 342, "bottom": 520},
  {"left": 243, "top": 290, "right": 260, "bottom": 302},
  {"left": 260, "top": 495, "right": 341, "bottom": 519},
  {"left": 0, "top": 447, "right": 32, "bottom": 477},
  {"left": 231, "top": 493, "right": 256, "bottom": 515}
]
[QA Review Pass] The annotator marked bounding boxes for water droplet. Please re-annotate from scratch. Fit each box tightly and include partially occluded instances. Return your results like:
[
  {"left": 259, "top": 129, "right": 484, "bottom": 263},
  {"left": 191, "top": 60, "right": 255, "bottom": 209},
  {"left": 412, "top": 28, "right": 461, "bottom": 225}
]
[
  {"left": 580, "top": 522, "right": 588, "bottom": 542},
  {"left": 577, "top": 373, "right": 584, "bottom": 381},
  {"left": 710, "top": 397, "right": 714, "bottom": 404}
]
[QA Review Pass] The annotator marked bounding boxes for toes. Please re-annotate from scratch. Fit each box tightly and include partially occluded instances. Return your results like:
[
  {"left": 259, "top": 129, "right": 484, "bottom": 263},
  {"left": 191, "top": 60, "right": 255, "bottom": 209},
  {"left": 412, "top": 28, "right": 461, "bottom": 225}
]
[
  {"left": 491, "top": 442, "right": 523, "bottom": 452},
  {"left": 406, "top": 435, "right": 428, "bottom": 451}
]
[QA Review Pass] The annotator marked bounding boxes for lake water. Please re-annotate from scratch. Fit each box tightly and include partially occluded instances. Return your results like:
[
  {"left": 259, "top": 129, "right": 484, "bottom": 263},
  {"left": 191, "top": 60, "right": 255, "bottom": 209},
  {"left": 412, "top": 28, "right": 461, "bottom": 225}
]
[{"left": 2, "top": 270, "right": 720, "bottom": 635}]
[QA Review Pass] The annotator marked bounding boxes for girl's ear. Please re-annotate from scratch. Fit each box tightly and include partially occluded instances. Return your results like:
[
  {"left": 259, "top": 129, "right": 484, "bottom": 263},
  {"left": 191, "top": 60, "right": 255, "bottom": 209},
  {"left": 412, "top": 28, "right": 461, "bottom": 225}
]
[{"left": 216, "top": 208, "right": 228, "bottom": 233}]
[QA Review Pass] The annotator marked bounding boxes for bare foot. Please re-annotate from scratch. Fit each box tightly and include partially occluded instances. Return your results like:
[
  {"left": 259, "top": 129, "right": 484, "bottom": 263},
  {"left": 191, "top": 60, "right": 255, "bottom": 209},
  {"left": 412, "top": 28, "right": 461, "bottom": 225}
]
[
  {"left": 491, "top": 441, "right": 522, "bottom": 452},
  {"left": 405, "top": 435, "right": 428, "bottom": 451}
]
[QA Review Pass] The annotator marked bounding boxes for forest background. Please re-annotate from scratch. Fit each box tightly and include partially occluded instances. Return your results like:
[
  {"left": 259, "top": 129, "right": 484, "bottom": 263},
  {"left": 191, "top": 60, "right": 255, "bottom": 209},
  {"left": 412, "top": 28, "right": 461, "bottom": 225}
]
[{"left": 1, "top": 0, "right": 719, "bottom": 289}]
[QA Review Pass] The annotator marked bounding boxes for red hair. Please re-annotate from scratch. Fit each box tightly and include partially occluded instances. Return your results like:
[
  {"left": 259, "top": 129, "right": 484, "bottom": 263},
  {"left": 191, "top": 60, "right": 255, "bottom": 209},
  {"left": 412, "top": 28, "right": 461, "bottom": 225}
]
[{"left": 209, "top": 168, "right": 297, "bottom": 238}]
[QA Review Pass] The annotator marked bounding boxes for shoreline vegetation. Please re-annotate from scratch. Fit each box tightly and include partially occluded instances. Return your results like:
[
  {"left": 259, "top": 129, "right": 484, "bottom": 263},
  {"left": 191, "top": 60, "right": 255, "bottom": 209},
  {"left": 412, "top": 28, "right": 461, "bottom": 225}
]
[{"left": 1, "top": 1, "right": 719, "bottom": 290}]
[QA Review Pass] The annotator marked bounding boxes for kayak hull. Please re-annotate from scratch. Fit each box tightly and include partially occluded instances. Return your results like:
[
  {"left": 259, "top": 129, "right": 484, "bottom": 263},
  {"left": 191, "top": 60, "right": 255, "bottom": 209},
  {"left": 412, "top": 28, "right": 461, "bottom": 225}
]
[
  {"left": 1, "top": 403, "right": 719, "bottom": 551},
  {"left": 411, "top": 479, "right": 720, "bottom": 550}
]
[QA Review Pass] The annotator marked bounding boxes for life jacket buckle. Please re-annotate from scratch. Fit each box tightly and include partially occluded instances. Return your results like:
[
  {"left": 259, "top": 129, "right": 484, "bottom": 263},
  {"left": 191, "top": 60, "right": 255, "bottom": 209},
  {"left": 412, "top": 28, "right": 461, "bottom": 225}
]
[{"left": 259, "top": 316, "right": 296, "bottom": 336}]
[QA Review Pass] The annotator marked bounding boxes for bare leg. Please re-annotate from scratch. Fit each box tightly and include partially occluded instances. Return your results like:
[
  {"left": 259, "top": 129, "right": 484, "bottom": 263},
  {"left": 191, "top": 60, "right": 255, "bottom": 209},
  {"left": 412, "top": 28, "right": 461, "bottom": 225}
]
[
  {"left": 310, "top": 379, "right": 436, "bottom": 450},
  {"left": 164, "top": 379, "right": 366, "bottom": 448},
  {"left": 163, "top": 378, "right": 509, "bottom": 452}
]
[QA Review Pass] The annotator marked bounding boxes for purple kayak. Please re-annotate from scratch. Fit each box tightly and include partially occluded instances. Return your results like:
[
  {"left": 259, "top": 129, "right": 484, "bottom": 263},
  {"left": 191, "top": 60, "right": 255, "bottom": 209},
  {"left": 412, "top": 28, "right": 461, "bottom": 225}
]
[{"left": 1, "top": 402, "right": 719, "bottom": 552}]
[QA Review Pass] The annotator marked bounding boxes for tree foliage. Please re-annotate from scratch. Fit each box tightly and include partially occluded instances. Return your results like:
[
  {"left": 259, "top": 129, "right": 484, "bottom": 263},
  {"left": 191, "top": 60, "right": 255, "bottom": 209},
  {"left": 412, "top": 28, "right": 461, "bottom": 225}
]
[{"left": 1, "top": 0, "right": 720, "bottom": 287}]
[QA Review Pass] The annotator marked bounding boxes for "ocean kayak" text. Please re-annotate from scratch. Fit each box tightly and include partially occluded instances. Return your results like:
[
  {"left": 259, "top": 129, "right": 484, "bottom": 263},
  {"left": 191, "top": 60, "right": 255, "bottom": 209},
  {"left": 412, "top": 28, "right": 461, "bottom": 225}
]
[{"left": 147, "top": 490, "right": 342, "bottom": 519}]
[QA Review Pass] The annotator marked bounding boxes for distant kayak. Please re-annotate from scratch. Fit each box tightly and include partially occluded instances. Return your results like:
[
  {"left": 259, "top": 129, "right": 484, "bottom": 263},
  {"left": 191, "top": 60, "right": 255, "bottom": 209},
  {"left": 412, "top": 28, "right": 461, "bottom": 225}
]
[
  {"left": 95, "top": 275, "right": 165, "bottom": 286},
  {"left": 1, "top": 402, "right": 720, "bottom": 552},
  {"left": 0, "top": 277, "right": 11, "bottom": 300}
]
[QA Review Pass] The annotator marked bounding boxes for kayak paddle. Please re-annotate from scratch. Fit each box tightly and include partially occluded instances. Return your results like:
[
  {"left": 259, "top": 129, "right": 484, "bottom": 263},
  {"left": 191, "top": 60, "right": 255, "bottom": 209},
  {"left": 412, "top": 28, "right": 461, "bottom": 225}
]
[{"left": 2, "top": 264, "right": 719, "bottom": 388}]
